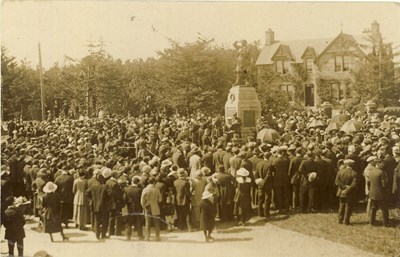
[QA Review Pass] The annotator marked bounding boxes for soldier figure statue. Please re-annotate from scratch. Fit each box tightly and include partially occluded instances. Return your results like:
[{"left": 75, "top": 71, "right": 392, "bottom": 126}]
[{"left": 233, "top": 40, "right": 251, "bottom": 86}]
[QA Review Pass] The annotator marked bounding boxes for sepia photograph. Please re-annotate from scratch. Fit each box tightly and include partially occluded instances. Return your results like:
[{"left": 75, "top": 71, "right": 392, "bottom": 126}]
[{"left": 1, "top": 1, "right": 400, "bottom": 257}]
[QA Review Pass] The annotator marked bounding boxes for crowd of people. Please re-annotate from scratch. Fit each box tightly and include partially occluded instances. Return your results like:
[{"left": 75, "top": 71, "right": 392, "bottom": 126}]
[{"left": 1, "top": 108, "right": 400, "bottom": 256}]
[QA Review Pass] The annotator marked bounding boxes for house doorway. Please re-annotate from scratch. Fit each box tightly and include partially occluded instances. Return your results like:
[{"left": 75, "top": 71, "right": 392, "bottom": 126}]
[{"left": 305, "top": 84, "right": 315, "bottom": 106}]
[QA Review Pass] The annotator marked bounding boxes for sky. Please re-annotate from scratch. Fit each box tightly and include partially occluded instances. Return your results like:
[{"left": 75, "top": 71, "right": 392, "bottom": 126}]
[{"left": 2, "top": 1, "right": 400, "bottom": 69}]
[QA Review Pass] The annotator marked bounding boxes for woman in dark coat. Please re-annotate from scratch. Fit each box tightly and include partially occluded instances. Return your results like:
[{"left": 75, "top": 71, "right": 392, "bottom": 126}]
[
  {"left": 42, "top": 182, "right": 68, "bottom": 242},
  {"left": 234, "top": 168, "right": 252, "bottom": 226},
  {"left": 199, "top": 190, "right": 216, "bottom": 242},
  {"left": 3, "top": 197, "right": 25, "bottom": 256}
]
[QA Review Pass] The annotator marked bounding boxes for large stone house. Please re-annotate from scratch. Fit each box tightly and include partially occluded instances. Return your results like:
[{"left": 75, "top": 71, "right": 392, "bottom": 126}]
[{"left": 255, "top": 21, "right": 393, "bottom": 107}]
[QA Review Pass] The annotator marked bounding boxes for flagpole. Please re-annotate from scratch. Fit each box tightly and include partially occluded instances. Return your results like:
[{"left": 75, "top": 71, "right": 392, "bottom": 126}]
[{"left": 38, "top": 43, "right": 45, "bottom": 121}]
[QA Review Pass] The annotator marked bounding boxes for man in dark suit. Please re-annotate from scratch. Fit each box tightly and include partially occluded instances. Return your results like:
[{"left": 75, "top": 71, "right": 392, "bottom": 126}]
[
  {"left": 86, "top": 174, "right": 111, "bottom": 239},
  {"left": 299, "top": 151, "right": 318, "bottom": 213},
  {"left": 229, "top": 148, "right": 243, "bottom": 177},
  {"left": 288, "top": 147, "right": 303, "bottom": 210},
  {"left": 368, "top": 160, "right": 389, "bottom": 226},
  {"left": 54, "top": 167, "right": 74, "bottom": 228},
  {"left": 255, "top": 151, "right": 273, "bottom": 217},
  {"left": 201, "top": 147, "right": 215, "bottom": 175},
  {"left": 124, "top": 176, "right": 144, "bottom": 240},
  {"left": 345, "top": 145, "right": 364, "bottom": 201},
  {"left": 271, "top": 146, "right": 291, "bottom": 213},
  {"left": 214, "top": 166, "right": 235, "bottom": 221},
  {"left": 222, "top": 144, "right": 233, "bottom": 175},
  {"left": 213, "top": 144, "right": 226, "bottom": 173},
  {"left": 87, "top": 168, "right": 101, "bottom": 231},
  {"left": 335, "top": 159, "right": 358, "bottom": 225},
  {"left": 173, "top": 169, "right": 191, "bottom": 231},
  {"left": 106, "top": 171, "right": 123, "bottom": 236}
]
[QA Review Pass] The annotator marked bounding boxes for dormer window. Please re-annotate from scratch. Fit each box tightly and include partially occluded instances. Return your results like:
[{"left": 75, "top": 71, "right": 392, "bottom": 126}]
[{"left": 276, "top": 60, "right": 290, "bottom": 74}]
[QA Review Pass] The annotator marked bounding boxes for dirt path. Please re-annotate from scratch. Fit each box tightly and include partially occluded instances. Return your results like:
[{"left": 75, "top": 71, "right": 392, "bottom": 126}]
[{"left": 5, "top": 217, "right": 381, "bottom": 257}]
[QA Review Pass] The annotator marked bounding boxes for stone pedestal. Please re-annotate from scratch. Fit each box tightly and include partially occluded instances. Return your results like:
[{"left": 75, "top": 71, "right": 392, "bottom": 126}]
[{"left": 225, "top": 85, "right": 262, "bottom": 138}]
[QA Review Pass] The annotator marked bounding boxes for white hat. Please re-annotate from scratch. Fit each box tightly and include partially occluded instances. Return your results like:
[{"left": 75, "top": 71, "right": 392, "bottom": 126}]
[
  {"left": 343, "top": 159, "right": 355, "bottom": 165},
  {"left": 255, "top": 178, "right": 265, "bottom": 186},
  {"left": 392, "top": 146, "right": 400, "bottom": 154},
  {"left": 201, "top": 190, "right": 214, "bottom": 199},
  {"left": 201, "top": 167, "right": 211, "bottom": 176},
  {"left": 43, "top": 182, "right": 58, "bottom": 193},
  {"left": 101, "top": 167, "right": 112, "bottom": 178},
  {"left": 236, "top": 167, "right": 249, "bottom": 177},
  {"left": 161, "top": 159, "right": 172, "bottom": 168},
  {"left": 366, "top": 156, "right": 377, "bottom": 162},
  {"left": 308, "top": 172, "right": 317, "bottom": 182}
]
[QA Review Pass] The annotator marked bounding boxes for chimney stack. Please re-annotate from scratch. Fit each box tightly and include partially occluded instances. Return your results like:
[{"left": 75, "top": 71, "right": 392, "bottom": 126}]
[
  {"left": 371, "top": 20, "right": 380, "bottom": 39},
  {"left": 265, "top": 28, "right": 275, "bottom": 46}
]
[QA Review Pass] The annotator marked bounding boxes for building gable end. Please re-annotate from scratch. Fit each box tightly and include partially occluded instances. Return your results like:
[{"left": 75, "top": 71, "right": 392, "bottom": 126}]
[{"left": 271, "top": 45, "right": 294, "bottom": 61}]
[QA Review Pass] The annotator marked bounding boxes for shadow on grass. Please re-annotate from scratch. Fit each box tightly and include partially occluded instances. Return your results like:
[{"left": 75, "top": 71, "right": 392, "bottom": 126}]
[
  {"left": 64, "top": 232, "right": 87, "bottom": 238},
  {"left": 218, "top": 227, "right": 251, "bottom": 233},
  {"left": 54, "top": 240, "right": 103, "bottom": 244},
  {"left": 164, "top": 237, "right": 253, "bottom": 244}
]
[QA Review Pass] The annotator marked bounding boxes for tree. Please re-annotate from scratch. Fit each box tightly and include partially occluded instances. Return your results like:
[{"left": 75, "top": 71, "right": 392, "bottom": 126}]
[
  {"left": 157, "top": 38, "right": 236, "bottom": 114},
  {"left": 352, "top": 33, "right": 399, "bottom": 107},
  {"left": 1, "top": 47, "right": 41, "bottom": 120}
]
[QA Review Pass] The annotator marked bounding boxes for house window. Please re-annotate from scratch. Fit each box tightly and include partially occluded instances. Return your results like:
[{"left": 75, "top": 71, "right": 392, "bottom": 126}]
[
  {"left": 331, "top": 83, "right": 346, "bottom": 100},
  {"left": 276, "top": 60, "right": 290, "bottom": 74},
  {"left": 305, "top": 59, "right": 313, "bottom": 73},
  {"left": 343, "top": 56, "right": 350, "bottom": 71},
  {"left": 280, "top": 84, "right": 294, "bottom": 101},
  {"left": 334, "top": 56, "right": 350, "bottom": 72},
  {"left": 339, "top": 84, "right": 346, "bottom": 99},
  {"left": 276, "top": 61, "right": 283, "bottom": 74},
  {"left": 335, "top": 56, "right": 342, "bottom": 72}
]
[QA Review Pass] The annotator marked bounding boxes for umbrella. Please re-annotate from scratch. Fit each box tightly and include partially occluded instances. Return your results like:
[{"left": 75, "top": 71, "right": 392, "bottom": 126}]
[
  {"left": 340, "top": 120, "right": 364, "bottom": 134},
  {"left": 331, "top": 114, "right": 350, "bottom": 124},
  {"left": 325, "top": 122, "right": 342, "bottom": 133},
  {"left": 257, "top": 128, "right": 280, "bottom": 143},
  {"left": 307, "top": 119, "right": 324, "bottom": 128}
]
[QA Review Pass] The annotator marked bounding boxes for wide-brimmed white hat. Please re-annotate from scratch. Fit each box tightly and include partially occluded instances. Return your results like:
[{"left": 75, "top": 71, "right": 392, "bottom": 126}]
[
  {"left": 101, "top": 167, "right": 112, "bottom": 178},
  {"left": 201, "top": 190, "right": 214, "bottom": 199},
  {"left": 161, "top": 159, "right": 173, "bottom": 168},
  {"left": 236, "top": 167, "right": 249, "bottom": 177},
  {"left": 43, "top": 182, "right": 58, "bottom": 193}
]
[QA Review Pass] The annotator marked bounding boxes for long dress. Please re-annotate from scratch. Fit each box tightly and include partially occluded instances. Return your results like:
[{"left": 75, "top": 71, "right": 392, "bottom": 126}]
[
  {"left": 42, "top": 192, "right": 62, "bottom": 234},
  {"left": 73, "top": 177, "right": 89, "bottom": 227},
  {"left": 234, "top": 177, "right": 252, "bottom": 221},
  {"left": 199, "top": 198, "right": 216, "bottom": 231}
]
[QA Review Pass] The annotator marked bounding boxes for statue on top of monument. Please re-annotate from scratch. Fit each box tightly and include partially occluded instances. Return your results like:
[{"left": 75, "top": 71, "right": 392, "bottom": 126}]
[{"left": 233, "top": 40, "right": 252, "bottom": 86}]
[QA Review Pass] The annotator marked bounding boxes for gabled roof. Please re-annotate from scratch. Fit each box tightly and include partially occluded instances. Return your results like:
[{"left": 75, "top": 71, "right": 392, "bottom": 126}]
[
  {"left": 256, "top": 37, "right": 332, "bottom": 65},
  {"left": 316, "top": 32, "right": 366, "bottom": 59}
]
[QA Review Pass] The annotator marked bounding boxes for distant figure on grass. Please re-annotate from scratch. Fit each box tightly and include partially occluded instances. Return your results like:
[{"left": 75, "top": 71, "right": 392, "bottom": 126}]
[
  {"left": 335, "top": 159, "right": 358, "bottom": 225},
  {"left": 200, "top": 190, "right": 217, "bottom": 242}
]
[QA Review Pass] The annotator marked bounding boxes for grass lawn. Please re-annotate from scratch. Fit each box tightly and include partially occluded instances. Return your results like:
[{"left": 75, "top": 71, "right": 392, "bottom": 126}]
[{"left": 268, "top": 205, "right": 400, "bottom": 257}]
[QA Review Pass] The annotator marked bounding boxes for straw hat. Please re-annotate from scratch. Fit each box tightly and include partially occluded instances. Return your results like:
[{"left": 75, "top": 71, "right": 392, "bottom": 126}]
[
  {"left": 236, "top": 167, "right": 249, "bottom": 177},
  {"left": 43, "top": 182, "right": 58, "bottom": 193},
  {"left": 201, "top": 190, "right": 214, "bottom": 200},
  {"left": 101, "top": 167, "right": 112, "bottom": 179}
]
